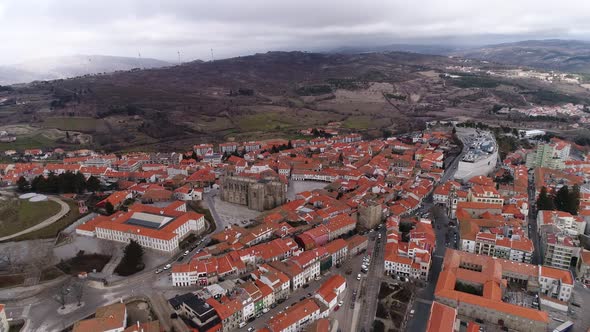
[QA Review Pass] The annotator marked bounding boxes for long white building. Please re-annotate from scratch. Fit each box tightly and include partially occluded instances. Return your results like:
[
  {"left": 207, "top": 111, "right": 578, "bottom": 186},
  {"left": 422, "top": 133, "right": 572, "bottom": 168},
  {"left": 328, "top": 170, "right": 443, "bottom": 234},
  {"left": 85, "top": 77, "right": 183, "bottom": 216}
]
[{"left": 76, "top": 201, "right": 205, "bottom": 252}]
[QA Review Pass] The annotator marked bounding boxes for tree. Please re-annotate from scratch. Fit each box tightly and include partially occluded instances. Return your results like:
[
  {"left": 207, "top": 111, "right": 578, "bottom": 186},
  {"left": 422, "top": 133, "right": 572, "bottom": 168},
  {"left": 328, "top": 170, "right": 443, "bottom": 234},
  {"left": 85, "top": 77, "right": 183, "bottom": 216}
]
[
  {"left": 105, "top": 201, "right": 115, "bottom": 215},
  {"left": 73, "top": 172, "right": 87, "bottom": 194},
  {"left": 554, "top": 186, "right": 570, "bottom": 213},
  {"left": 568, "top": 184, "right": 580, "bottom": 215},
  {"left": 86, "top": 176, "right": 101, "bottom": 192},
  {"left": 537, "top": 187, "right": 555, "bottom": 211},
  {"left": 114, "top": 240, "right": 145, "bottom": 276},
  {"left": 16, "top": 176, "right": 29, "bottom": 192}
]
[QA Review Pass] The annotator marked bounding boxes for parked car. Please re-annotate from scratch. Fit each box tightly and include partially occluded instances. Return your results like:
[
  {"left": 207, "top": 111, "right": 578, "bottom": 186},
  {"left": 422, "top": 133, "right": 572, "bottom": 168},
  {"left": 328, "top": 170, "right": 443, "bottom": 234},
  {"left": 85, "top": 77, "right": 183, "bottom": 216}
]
[
  {"left": 164, "top": 264, "right": 171, "bottom": 270},
  {"left": 357, "top": 274, "right": 362, "bottom": 280},
  {"left": 184, "top": 250, "right": 190, "bottom": 256}
]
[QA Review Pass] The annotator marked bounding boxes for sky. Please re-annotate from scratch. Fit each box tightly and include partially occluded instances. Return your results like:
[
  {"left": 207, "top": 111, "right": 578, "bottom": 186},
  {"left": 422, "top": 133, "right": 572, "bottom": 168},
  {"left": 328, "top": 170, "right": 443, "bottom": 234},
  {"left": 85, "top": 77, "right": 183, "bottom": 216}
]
[{"left": 1, "top": 0, "right": 590, "bottom": 65}]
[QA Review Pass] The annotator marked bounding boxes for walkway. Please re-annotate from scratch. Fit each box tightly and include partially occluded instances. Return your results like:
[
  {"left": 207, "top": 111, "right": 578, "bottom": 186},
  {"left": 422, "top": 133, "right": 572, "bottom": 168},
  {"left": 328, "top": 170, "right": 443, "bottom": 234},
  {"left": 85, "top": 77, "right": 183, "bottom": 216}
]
[{"left": 0, "top": 195, "right": 70, "bottom": 242}]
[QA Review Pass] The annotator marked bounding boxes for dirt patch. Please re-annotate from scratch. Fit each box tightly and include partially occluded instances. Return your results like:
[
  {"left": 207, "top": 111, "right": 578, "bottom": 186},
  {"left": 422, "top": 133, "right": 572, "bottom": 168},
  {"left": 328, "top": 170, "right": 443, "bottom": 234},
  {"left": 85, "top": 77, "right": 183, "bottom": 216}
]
[
  {"left": 57, "top": 253, "right": 111, "bottom": 275},
  {"left": 0, "top": 274, "right": 25, "bottom": 288}
]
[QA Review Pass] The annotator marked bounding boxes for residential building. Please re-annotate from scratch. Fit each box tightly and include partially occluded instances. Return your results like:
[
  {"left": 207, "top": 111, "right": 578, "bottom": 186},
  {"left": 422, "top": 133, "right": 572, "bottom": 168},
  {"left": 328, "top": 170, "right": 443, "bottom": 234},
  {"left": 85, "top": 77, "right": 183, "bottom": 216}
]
[
  {"left": 264, "top": 298, "right": 322, "bottom": 332},
  {"left": 72, "top": 302, "right": 127, "bottom": 332},
  {"left": 426, "top": 301, "right": 458, "bottom": 332},
  {"left": 0, "top": 304, "right": 7, "bottom": 332}
]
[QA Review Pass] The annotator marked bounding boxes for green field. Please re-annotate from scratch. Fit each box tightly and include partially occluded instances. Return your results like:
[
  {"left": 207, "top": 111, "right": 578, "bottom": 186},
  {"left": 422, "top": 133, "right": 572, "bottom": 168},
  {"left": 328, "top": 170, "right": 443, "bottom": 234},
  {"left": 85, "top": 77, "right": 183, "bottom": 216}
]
[
  {"left": 0, "top": 133, "right": 56, "bottom": 151},
  {"left": 235, "top": 112, "right": 298, "bottom": 131},
  {"left": 343, "top": 115, "right": 376, "bottom": 129},
  {"left": 0, "top": 199, "right": 61, "bottom": 237},
  {"left": 41, "top": 117, "right": 104, "bottom": 132},
  {"left": 12, "top": 201, "right": 81, "bottom": 241}
]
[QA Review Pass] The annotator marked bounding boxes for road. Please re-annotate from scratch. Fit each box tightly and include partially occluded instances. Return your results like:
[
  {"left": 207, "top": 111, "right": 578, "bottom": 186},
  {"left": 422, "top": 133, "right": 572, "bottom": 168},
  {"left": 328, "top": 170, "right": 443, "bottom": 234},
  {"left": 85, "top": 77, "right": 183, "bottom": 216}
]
[
  {"left": 527, "top": 171, "right": 542, "bottom": 265},
  {"left": 0, "top": 194, "right": 70, "bottom": 242},
  {"left": 403, "top": 135, "right": 466, "bottom": 332},
  {"left": 3, "top": 190, "right": 229, "bottom": 332},
  {"left": 356, "top": 230, "right": 386, "bottom": 332}
]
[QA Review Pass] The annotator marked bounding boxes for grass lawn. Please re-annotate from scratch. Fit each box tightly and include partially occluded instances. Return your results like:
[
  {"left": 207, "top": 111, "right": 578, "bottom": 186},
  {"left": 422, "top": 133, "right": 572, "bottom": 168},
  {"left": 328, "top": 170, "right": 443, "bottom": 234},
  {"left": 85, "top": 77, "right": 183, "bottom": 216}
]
[
  {"left": 0, "top": 274, "right": 25, "bottom": 289},
  {"left": 41, "top": 117, "right": 104, "bottom": 132},
  {"left": 57, "top": 254, "right": 112, "bottom": 275},
  {"left": 0, "top": 199, "right": 61, "bottom": 237},
  {"left": 235, "top": 112, "right": 297, "bottom": 131},
  {"left": 343, "top": 115, "right": 375, "bottom": 129},
  {"left": 11, "top": 201, "right": 81, "bottom": 241},
  {"left": 0, "top": 133, "right": 56, "bottom": 151}
]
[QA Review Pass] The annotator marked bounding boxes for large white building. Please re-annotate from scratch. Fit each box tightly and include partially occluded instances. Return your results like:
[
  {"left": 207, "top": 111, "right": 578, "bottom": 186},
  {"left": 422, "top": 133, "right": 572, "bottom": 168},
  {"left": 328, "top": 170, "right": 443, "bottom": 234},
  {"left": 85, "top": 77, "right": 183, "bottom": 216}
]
[{"left": 76, "top": 201, "right": 205, "bottom": 252}]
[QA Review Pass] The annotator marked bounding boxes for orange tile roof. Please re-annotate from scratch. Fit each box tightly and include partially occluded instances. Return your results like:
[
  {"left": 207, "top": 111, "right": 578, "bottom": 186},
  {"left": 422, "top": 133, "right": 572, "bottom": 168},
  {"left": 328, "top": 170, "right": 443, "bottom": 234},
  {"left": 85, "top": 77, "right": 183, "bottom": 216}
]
[
  {"left": 72, "top": 303, "right": 126, "bottom": 332},
  {"left": 426, "top": 301, "right": 457, "bottom": 332},
  {"left": 266, "top": 298, "right": 320, "bottom": 331}
]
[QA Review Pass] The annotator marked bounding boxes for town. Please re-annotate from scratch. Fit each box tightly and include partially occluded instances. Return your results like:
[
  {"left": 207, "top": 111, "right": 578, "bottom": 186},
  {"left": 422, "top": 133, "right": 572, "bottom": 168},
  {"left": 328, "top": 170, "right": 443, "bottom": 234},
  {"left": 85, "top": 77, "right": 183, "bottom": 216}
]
[{"left": 0, "top": 124, "right": 589, "bottom": 332}]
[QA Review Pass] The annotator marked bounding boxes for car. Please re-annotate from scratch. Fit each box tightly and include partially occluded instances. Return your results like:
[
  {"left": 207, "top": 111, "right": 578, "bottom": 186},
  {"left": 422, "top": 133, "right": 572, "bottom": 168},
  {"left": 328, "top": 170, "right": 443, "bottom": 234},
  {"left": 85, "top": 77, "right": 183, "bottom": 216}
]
[
  {"left": 302, "top": 284, "right": 309, "bottom": 288},
  {"left": 184, "top": 250, "right": 190, "bottom": 256},
  {"left": 357, "top": 274, "right": 361, "bottom": 280},
  {"left": 263, "top": 308, "right": 269, "bottom": 313},
  {"left": 248, "top": 328, "right": 255, "bottom": 332},
  {"left": 163, "top": 264, "right": 171, "bottom": 270},
  {"left": 361, "top": 264, "right": 367, "bottom": 270},
  {"left": 176, "top": 256, "right": 183, "bottom": 262},
  {"left": 307, "top": 293, "right": 312, "bottom": 297},
  {"left": 239, "top": 322, "right": 247, "bottom": 328},
  {"left": 409, "top": 309, "right": 415, "bottom": 316},
  {"left": 334, "top": 305, "right": 340, "bottom": 311},
  {"left": 284, "top": 306, "right": 289, "bottom": 310},
  {"left": 338, "top": 300, "right": 344, "bottom": 306},
  {"left": 155, "top": 269, "right": 162, "bottom": 274},
  {"left": 315, "top": 276, "right": 321, "bottom": 281}
]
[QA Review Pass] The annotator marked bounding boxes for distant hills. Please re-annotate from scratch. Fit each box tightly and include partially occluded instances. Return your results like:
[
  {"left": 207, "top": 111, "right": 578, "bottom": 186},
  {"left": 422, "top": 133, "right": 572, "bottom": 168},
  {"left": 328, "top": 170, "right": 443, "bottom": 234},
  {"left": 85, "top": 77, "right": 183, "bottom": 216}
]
[
  {"left": 331, "top": 39, "right": 590, "bottom": 74},
  {"left": 0, "top": 55, "right": 170, "bottom": 85},
  {"left": 453, "top": 39, "right": 590, "bottom": 73}
]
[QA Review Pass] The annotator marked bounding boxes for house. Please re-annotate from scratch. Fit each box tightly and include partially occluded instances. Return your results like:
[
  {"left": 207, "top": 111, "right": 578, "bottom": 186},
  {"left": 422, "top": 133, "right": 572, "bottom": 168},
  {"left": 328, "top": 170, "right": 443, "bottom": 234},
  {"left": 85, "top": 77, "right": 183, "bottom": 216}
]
[
  {"left": 72, "top": 302, "right": 127, "bottom": 332},
  {"left": 169, "top": 293, "right": 220, "bottom": 332},
  {"left": 0, "top": 304, "right": 7, "bottom": 332},
  {"left": 314, "top": 274, "right": 346, "bottom": 310},
  {"left": 264, "top": 298, "right": 322, "bottom": 332}
]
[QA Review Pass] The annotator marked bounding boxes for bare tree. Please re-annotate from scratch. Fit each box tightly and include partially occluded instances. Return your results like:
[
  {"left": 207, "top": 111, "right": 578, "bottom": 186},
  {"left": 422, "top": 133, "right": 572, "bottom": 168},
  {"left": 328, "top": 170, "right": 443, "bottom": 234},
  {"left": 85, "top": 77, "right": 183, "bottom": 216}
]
[
  {"left": 73, "top": 280, "right": 85, "bottom": 306},
  {"left": 54, "top": 281, "right": 71, "bottom": 309}
]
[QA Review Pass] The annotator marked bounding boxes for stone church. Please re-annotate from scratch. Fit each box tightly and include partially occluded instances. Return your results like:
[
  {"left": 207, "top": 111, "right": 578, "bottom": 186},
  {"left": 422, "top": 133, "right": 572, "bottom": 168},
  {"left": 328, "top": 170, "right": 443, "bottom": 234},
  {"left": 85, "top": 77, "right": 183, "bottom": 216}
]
[{"left": 220, "top": 173, "right": 287, "bottom": 211}]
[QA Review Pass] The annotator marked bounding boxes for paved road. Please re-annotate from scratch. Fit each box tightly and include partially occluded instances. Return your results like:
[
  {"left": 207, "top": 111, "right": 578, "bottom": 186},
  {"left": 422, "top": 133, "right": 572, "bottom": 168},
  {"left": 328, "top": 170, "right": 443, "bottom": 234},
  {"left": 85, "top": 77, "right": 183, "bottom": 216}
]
[
  {"left": 527, "top": 172, "right": 542, "bottom": 265},
  {"left": 356, "top": 229, "right": 386, "bottom": 332},
  {"left": 0, "top": 195, "right": 70, "bottom": 242}
]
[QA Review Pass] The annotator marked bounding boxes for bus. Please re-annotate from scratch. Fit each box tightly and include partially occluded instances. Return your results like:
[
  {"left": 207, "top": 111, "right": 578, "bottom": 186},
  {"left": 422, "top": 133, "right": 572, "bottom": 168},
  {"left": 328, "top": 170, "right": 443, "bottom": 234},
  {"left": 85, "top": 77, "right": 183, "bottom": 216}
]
[{"left": 553, "top": 321, "right": 573, "bottom": 332}]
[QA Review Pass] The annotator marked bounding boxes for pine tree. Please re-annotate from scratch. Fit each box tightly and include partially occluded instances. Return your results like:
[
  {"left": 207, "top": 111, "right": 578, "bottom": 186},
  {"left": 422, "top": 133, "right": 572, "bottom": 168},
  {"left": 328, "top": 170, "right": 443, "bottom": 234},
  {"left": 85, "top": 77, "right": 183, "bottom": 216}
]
[
  {"left": 568, "top": 184, "right": 580, "bottom": 215},
  {"left": 16, "top": 176, "right": 29, "bottom": 192},
  {"left": 105, "top": 201, "right": 115, "bottom": 215},
  {"left": 86, "top": 176, "right": 101, "bottom": 192},
  {"left": 537, "top": 187, "right": 555, "bottom": 211},
  {"left": 554, "top": 186, "right": 570, "bottom": 212}
]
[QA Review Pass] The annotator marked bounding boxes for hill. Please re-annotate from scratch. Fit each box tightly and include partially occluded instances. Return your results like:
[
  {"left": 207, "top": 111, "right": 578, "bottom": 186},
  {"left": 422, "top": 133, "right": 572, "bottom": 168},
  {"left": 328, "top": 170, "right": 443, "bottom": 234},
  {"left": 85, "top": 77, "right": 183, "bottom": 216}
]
[
  {"left": 0, "top": 51, "right": 589, "bottom": 152},
  {"left": 456, "top": 39, "right": 590, "bottom": 73},
  {"left": 0, "top": 55, "right": 170, "bottom": 85}
]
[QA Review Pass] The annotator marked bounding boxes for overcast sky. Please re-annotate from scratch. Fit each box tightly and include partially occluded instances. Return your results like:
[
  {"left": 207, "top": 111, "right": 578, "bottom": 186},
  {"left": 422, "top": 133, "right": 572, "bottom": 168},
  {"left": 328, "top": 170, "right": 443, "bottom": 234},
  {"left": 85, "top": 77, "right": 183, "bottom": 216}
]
[{"left": 1, "top": 0, "right": 590, "bottom": 65}]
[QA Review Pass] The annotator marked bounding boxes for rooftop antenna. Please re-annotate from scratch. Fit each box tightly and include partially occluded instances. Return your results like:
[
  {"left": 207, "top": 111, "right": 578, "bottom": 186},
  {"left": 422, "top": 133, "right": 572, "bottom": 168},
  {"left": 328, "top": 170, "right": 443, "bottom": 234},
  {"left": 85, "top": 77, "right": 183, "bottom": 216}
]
[
  {"left": 210, "top": 48, "right": 215, "bottom": 62},
  {"left": 138, "top": 51, "right": 142, "bottom": 69},
  {"left": 178, "top": 50, "right": 181, "bottom": 65}
]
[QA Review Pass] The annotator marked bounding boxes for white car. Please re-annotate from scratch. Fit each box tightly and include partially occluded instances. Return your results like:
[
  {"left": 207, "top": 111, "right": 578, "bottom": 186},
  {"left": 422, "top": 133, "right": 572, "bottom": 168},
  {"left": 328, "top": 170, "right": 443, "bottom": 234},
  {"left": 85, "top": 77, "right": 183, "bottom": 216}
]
[
  {"left": 183, "top": 250, "right": 190, "bottom": 256},
  {"left": 338, "top": 300, "right": 344, "bottom": 306},
  {"left": 357, "top": 274, "right": 362, "bottom": 280},
  {"left": 163, "top": 264, "right": 171, "bottom": 270}
]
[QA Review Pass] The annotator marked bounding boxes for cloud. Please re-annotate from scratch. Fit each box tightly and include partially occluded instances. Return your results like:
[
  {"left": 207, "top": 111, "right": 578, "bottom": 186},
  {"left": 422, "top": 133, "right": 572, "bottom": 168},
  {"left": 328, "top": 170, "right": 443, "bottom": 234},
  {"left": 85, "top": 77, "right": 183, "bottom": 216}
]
[{"left": 0, "top": 0, "right": 589, "bottom": 64}]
